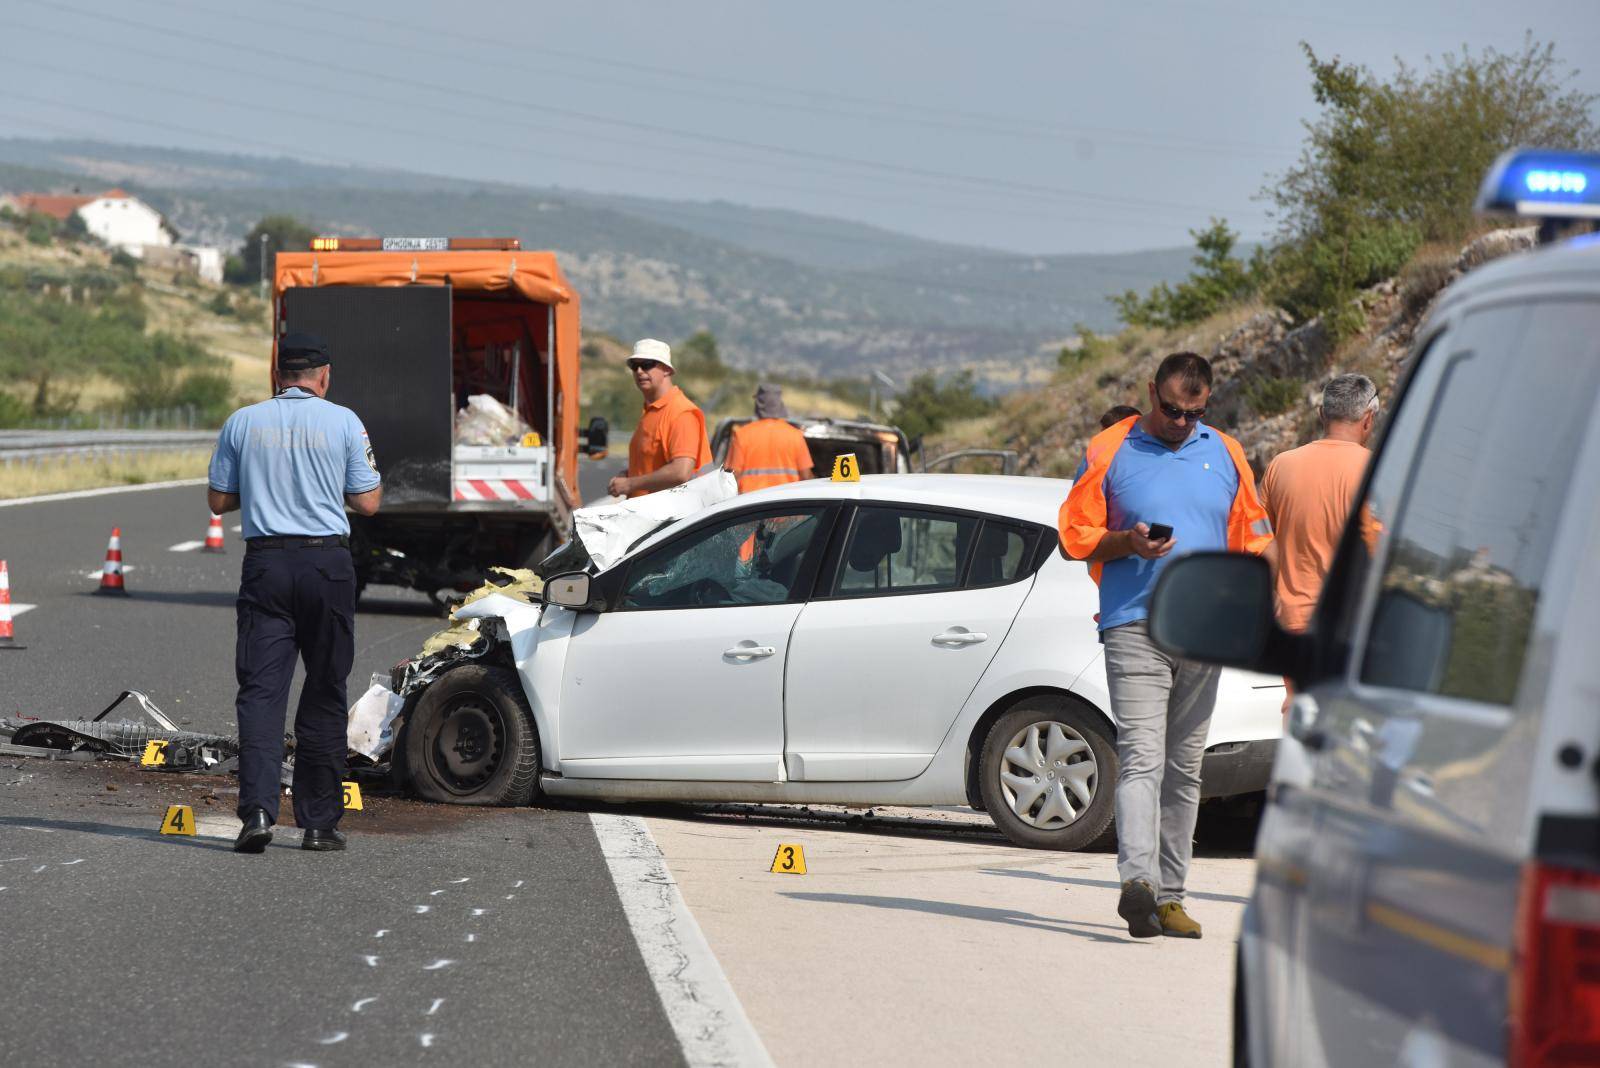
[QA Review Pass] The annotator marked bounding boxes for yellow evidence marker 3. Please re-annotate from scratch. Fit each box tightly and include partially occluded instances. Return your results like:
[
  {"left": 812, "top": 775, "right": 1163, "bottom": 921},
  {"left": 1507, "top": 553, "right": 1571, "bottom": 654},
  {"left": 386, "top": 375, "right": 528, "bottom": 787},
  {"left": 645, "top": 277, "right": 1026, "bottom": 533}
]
[
  {"left": 770, "top": 843, "right": 807, "bottom": 874},
  {"left": 342, "top": 781, "right": 364, "bottom": 811},
  {"left": 159, "top": 804, "right": 194, "bottom": 836},
  {"left": 830, "top": 453, "right": 860, "bottom": 482},
  {"left": 140, "top": 740, "right": 168, "bottom": 766}
]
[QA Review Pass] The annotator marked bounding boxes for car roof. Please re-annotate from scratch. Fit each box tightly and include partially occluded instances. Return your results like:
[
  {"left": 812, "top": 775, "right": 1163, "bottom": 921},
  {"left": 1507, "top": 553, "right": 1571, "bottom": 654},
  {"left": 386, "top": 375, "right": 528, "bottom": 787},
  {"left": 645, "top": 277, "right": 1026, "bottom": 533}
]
[
  {"left": 1434, "top": 232, "right": 1600, "bottom": 316},
  {"left": 700, "top": 473, "right": 1070, "bottom": 526}
]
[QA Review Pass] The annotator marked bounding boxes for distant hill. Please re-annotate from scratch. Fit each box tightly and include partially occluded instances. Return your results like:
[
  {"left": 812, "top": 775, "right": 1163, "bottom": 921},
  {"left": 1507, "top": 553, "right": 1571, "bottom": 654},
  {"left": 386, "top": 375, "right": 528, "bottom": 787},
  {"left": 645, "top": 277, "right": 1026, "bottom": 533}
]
[{"left": 0, "top": 138, "right": 1198, "bottom": 385}]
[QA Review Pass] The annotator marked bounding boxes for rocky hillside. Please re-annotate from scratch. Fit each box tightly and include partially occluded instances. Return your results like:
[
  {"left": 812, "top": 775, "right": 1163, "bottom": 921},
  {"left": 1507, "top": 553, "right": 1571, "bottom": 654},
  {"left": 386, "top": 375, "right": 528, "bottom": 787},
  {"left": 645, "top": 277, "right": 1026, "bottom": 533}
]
[{"left": 948, "top": 227, "right": 1538, "bottom": 478}]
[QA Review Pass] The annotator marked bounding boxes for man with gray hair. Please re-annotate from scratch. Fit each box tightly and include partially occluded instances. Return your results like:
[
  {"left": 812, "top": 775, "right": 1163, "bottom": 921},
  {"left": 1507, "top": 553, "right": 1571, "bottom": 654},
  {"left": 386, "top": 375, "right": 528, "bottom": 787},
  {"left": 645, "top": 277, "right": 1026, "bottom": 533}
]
[
  {"left": 1260, "top": 372, "right": 1379, "bottom": 633},
  {"left": 727, "top": 384, "right": 814, "bottom": 493}
]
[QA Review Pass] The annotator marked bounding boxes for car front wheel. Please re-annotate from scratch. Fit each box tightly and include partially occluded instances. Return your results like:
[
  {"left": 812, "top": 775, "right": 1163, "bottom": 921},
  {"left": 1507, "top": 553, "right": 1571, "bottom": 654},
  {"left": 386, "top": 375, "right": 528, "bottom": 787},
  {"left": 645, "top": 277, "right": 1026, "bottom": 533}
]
[
  {"left": 978, "top": 698, "right": 1117, "bottom": 850},
  {"left": 404, "top": 664, "right": 540, "bottom": 806}
]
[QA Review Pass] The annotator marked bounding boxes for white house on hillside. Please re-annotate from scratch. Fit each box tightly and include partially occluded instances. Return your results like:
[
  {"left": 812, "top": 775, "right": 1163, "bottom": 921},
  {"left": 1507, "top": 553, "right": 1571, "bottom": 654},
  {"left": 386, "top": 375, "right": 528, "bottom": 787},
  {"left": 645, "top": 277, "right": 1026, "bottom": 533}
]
[{"left": 1, "top": 187, "right": 176, "bottom": 257}]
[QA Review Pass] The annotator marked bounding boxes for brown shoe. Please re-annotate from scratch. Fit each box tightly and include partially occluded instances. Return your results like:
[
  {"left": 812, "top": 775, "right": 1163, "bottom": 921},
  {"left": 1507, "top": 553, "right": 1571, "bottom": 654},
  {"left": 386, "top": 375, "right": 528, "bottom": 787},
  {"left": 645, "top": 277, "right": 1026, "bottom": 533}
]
[
  {"left": 1158, "top": 901, "right": 1202, "bottom": 938},
  {"left": 1117, "top": 878, "right": 1162, "bottom": 938}
]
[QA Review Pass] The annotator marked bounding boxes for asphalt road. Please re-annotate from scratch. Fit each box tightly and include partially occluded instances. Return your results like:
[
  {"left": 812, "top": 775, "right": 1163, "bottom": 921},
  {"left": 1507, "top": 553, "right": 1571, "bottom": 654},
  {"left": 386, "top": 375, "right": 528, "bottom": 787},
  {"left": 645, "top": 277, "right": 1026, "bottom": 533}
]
[{"left": 0, "top": 760, "right": 681, "bottom": 1067}]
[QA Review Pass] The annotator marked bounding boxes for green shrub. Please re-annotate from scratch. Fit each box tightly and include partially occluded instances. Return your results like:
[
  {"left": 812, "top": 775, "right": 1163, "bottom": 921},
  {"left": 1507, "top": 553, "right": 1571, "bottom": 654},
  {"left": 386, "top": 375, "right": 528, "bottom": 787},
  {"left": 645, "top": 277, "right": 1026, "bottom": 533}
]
[
  {"left": 207, "top": 291, "right": 235, "bottom": 317},
  {"left": 892, "top": 371, "right": 996, "bottom": 440},
  {"left": 1242, "top": 376, "right": 1302, "bottom": 417},
  {"left": 109, "top": 248, "right": 139, "bottom": 270},
  {"left": 0, "top": 392, "right": 30, "bottom": 428},
  {"left": 1114, "top": 219, "right": 1260, "bottom": 329}
]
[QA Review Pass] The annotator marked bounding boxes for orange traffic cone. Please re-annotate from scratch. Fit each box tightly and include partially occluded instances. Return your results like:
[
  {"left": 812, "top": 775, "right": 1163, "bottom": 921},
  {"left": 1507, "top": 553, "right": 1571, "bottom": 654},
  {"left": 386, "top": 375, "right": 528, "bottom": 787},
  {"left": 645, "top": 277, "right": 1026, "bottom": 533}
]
[
  {"left": 0, "top": 560, "right": 23, "bottom": 650},
  {"left": 95, "top": 527, "right": 128, "bottom": 596},
  {"left": 203, "top": 514, "right": 226, "bottom": 553}
]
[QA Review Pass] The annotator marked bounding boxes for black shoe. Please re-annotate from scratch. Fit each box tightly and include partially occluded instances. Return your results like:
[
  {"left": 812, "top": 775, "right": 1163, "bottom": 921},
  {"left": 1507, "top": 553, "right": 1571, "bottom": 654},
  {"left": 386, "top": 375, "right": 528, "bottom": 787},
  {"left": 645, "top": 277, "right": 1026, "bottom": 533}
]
[
  {"left": 1118, "top": 878, "right": 1162, "bottom": 939},
  {"left": 301, "top": 829, "right": 347, "bottom": 852},
  {"left": 233, "top": 810, "right": 272, "bottom": 854}
]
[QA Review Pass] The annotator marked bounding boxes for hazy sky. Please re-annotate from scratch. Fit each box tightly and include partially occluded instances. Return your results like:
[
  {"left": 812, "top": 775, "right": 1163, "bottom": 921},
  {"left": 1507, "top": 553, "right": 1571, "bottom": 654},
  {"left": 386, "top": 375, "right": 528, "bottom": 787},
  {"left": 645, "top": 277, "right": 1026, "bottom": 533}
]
[{"left": 2, "top": 0, "right": 1597, "bottom": 254}]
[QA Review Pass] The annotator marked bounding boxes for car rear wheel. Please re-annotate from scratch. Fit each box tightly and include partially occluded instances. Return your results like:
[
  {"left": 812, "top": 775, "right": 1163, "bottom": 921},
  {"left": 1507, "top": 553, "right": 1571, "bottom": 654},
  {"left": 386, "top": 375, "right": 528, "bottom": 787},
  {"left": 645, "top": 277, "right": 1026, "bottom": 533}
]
[
  {"left": 979, "top": 698, "right": 1117, "bottom": 850},
  {"left": 404, "top": 664, "right": 540, "bottom": 806}
]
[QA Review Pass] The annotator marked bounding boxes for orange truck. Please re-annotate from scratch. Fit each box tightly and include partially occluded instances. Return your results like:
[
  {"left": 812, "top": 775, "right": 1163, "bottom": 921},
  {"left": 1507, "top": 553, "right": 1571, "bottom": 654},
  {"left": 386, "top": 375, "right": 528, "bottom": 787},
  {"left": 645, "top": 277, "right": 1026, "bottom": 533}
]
[{"left": 272, "top": 237, "right": 607, "bottom": 602}]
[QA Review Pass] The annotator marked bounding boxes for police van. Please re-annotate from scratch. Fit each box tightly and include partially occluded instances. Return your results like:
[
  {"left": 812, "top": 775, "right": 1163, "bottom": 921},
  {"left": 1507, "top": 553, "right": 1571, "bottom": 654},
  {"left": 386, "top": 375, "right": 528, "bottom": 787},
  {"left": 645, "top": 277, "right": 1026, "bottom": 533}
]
[{"left": 1148, "top": 150, "right": 1600, "bottom": 1066}]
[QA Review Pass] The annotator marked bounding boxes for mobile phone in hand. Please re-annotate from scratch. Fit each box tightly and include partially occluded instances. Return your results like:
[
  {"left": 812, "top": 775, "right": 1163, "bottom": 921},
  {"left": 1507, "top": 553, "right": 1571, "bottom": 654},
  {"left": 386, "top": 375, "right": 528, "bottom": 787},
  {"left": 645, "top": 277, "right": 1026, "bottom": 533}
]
[{"left": 1146, "top": 523, "right": 1173, "bottom": 543}]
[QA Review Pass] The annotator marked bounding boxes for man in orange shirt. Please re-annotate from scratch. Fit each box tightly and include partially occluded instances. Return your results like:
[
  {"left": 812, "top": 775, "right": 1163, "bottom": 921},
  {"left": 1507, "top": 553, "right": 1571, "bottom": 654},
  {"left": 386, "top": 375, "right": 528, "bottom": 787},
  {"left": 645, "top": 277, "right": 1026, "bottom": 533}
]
[
  {"left": 608, "top": 338, "right": 712, "bottom": 499},
  {"left": 727, "top": 385, "right": 814, "bottom": 493},
  {"left": 1260, "top": 373, "right": 1378, "bottom": 633}
]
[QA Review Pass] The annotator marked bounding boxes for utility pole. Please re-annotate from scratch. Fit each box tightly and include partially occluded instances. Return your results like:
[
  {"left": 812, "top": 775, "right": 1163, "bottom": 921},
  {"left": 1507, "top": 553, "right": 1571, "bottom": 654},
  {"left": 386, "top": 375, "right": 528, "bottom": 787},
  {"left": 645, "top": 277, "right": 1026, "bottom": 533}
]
[
  {"left": 869, "top": 369, "right": 896, "bottom": 422},
  {"left": 258, "top": 233, "right": 269, "bottom": 302}
]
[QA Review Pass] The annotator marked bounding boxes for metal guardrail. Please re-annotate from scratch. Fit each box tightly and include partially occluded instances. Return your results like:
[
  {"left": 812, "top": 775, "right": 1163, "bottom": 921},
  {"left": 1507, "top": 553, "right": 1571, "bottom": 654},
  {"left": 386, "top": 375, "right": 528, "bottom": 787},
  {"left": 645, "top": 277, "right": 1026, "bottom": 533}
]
[{"left": 0, "top": 430, "right": 217, "bottom": 465}]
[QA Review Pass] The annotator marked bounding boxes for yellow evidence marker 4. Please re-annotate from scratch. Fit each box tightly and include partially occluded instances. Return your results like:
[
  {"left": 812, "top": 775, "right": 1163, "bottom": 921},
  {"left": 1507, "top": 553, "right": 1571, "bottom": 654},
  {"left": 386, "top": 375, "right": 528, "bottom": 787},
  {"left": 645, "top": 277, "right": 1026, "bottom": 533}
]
[
  {"left": 160, "top": 804, "right": 195, "bottom": 836},
  {"left": 830, "top": 453, "right": 860, "bottom": 482},
  {"left": 140, "top": 740, "right": 168, "bottom": 766},
  {"left": 342, "top": 781, "right": 364, "bottom": 811},
  {"left": 770, "top": 843, "right": 807, "bottom": 874}
]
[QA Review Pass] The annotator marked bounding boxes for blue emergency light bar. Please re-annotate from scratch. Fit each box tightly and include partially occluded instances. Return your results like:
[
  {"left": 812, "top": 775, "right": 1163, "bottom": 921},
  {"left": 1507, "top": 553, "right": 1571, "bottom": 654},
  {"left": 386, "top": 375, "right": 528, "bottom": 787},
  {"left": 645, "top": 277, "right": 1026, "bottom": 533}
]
[{"left": 1476, "top": 149, "right": 1600, "bottom": 219}]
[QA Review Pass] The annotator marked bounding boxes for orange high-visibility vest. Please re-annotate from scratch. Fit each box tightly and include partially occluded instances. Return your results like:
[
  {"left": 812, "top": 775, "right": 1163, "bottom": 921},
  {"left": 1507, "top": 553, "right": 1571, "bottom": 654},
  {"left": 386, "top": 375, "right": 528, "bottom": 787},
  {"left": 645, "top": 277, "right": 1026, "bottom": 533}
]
[
  {"left": 1059, "top": 415, "right": 1273, "bottom": 584},
  {"left": 728, "top": 419, "right": 813, "bottom": 494}
]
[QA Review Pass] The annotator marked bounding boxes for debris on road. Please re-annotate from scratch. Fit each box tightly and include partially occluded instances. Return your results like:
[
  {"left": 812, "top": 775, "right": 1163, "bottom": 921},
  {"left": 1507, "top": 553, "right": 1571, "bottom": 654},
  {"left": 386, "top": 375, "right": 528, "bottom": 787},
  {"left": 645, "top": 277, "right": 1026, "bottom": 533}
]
[{"left": 1, "top": 689, "right": 248, "bottom": 775}]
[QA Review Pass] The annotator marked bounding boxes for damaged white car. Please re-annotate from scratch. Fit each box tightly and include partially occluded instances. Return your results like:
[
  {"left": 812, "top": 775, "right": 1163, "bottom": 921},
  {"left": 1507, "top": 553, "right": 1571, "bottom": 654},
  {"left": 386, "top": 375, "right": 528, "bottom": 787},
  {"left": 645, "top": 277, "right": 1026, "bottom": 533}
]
[{"left": 386, "top": 472, "right": 1283, "bottom": 850}]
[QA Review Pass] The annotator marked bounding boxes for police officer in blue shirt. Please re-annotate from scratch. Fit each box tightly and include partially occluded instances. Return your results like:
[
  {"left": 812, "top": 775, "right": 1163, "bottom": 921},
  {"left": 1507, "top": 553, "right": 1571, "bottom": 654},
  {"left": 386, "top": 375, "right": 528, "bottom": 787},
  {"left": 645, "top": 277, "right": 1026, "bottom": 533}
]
[{"left": 207, "top": 333, "right": 382, "bottom": 854}]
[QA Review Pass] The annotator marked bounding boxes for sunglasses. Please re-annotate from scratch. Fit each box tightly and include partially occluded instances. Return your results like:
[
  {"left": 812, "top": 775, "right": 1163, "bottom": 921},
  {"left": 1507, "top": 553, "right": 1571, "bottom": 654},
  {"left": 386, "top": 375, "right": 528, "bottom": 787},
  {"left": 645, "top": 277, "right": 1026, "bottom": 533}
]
[
  {"left": 628, "top": 360, "right": 664, "bottom": 372},
  {"left": 1156, "top": 398, "right": 1207, "bottom": 421}
]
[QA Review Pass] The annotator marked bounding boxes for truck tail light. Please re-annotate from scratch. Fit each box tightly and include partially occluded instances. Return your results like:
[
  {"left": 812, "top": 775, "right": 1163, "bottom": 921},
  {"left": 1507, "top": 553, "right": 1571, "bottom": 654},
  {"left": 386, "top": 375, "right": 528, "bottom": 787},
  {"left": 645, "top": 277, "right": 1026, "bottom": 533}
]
[{"left": 1511, "top": 862, "right": 1600, "bottom": 1066}]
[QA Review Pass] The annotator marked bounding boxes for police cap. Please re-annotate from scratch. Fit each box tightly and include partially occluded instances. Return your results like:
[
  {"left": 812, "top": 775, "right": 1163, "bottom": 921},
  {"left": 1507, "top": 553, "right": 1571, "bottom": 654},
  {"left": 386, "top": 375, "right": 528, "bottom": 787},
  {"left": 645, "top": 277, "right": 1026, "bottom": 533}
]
[{"left": 278, "top": 332, "right": 331, "bottom": 371}]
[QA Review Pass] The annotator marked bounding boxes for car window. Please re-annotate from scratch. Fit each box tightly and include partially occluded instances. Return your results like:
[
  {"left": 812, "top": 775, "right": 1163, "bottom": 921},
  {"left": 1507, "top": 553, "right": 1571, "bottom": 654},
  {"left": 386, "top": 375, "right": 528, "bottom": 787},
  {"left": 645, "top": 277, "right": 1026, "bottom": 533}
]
[
  {"left": 834, "top": 506, "right": 976, "bottom": 595},
  {"left": 966, "top": 520, "right": 1038, "bottom": 587},
  {"left": 622, "top": 509, "right": 824, "bottom": 609},
  {"left": 808, "top": 440, "right": 885, "bottom": 476},
  {"left": 1358, "top": 300, "right": 1600, "bottom": 705}
]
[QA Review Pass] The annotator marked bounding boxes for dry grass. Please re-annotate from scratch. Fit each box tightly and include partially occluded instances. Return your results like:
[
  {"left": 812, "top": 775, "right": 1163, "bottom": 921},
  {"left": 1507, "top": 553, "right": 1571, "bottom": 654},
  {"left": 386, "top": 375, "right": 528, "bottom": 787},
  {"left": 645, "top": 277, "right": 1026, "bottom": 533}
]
[{"left": 0, "top": 449, "right": 210, "bottom": 499}]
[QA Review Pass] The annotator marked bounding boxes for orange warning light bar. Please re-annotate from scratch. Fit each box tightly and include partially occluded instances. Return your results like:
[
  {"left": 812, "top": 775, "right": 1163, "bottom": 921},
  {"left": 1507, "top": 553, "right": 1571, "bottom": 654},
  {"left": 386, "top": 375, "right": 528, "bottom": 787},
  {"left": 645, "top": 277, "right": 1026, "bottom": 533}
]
[{"left": 308, "top": 237, "right": 521, "bottom": 252}]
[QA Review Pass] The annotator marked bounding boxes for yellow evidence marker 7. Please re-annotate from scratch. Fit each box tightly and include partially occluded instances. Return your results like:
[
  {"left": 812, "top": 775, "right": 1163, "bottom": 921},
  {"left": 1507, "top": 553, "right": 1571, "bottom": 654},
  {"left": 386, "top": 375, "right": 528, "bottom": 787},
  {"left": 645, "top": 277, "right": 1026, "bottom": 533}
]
[
  {"left": 769, "top": 843, "right": 807, "bottom": 875},
  {"left": 830, "top": 453, "right": 860, "bottom": 482},
  {"left": 160, "top": 804, "right": 194, "bottom": 836},
  {"left": 140, "top": 740, "right": 168, "bottom": 766},
  {"left": 342, "top": 781, "right": 364, "bottom": 811}
]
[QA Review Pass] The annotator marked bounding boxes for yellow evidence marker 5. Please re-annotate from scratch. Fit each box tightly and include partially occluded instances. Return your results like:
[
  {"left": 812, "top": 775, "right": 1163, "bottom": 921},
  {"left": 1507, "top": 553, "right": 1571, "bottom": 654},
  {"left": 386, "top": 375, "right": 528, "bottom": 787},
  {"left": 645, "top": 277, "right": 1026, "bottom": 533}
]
[
  {"left": 140, "top": 740, "right": 168, "bottom": 766},
  {"left": 160, "top": 804, "right": 194, "bottom": 836},
  {"left": 342, "top": 781, "right": 364, "bottom": 811},
  {"left": 770, "top": 843, "right": 807, "bottom": 875},
  {"left": 830, "top": 453, "right": 860, "bottom": 482}
]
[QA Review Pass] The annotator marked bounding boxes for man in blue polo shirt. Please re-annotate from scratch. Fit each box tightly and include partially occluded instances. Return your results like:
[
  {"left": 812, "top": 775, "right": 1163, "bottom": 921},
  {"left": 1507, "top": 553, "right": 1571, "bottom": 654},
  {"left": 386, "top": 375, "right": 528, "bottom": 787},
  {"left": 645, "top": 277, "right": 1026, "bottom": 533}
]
[
  {"left": 1061, "top": 352, "right": 1273, "bottom": 939},
  {"left": 207, "top": 332, "right": 382, "bottom": 855}
]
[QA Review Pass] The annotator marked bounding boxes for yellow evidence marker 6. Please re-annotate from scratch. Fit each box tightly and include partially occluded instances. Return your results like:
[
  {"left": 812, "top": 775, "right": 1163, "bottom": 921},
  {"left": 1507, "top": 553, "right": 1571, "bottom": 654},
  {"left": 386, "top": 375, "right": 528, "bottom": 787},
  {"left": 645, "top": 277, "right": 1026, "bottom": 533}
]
[
  {"left": 770, "top": 843, "right": 807, "bottom": 875},
  {"left": 830, "top": 453, "right": 860, "bottom": 482},
  {"left": 160, "top": 804, "right": 194, "bottom": 836},
  {"left": 342, "top": 781, "right": 364, "bottom": 811},
  {"left": 140, "top": 740, "right": 168, "bottom": 766}
]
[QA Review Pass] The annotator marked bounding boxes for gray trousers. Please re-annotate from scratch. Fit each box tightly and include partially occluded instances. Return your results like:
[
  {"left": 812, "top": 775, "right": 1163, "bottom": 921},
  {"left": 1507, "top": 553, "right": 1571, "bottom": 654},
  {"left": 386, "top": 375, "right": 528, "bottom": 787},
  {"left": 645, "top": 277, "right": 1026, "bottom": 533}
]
[{"left": 1104, "top": 621, "right": 1221, "bottom": 904}]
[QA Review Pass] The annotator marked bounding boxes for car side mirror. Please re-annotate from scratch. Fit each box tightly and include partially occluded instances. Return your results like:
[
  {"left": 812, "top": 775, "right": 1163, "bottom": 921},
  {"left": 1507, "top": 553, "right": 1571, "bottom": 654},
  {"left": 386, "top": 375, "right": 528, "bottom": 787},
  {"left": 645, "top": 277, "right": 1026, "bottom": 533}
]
[
  {"left": 583, "top": 416, "right": 610, "bottom": 459},
  {"left": 543, "top": 571, "right": 600, "bottom": 611},
  {"left": 1148, "top": 553, "right": 1301, "bottom": 675}
]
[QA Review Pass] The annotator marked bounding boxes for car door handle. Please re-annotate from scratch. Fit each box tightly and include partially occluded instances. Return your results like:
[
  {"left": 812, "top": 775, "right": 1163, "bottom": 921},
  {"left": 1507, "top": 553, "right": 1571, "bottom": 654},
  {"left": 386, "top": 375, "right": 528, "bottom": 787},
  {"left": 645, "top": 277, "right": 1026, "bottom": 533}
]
[
  {"left": 723, "top": 644, "right": 776, "bottom": 659},
  {"left": 931, "top": 629, "right": 988, "bottom": 646}
]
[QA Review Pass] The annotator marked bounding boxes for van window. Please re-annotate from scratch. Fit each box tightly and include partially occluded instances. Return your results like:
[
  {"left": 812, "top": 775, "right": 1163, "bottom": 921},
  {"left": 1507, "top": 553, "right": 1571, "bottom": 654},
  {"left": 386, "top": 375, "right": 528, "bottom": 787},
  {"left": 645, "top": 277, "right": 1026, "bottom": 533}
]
[{"left": 1359, "top": 300, "right": 1600, "bottom": 704}]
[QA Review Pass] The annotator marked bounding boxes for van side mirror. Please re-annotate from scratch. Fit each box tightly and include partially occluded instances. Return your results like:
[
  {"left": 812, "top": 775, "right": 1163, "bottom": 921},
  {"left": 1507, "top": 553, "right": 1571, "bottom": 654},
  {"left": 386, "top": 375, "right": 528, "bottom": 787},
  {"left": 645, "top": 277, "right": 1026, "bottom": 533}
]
[
  {"left": 543, "top": 571, "right": 600, "bottom": 611},
  {"left": 583, "top": 416, "right": 610, "bottom": 459},
  {"left": 1148, "top": 553, "right": 1302, "bottom": 674}
]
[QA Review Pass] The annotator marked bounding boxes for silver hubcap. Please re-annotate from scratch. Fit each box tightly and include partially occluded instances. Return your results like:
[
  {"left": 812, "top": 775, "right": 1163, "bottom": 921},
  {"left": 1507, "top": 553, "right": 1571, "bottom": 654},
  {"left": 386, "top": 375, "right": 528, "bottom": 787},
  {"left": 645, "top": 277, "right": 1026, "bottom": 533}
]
[{"left": 999, "top": 720, "right": 1097, "bottom": 829}]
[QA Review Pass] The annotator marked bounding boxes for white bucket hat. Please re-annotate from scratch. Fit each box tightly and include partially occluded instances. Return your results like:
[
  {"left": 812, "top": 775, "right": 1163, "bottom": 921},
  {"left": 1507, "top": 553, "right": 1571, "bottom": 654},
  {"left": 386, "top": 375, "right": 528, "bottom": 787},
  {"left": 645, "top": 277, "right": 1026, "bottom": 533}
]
[{"left": 629, "top": 338, "right": 673, "bottom": 370}]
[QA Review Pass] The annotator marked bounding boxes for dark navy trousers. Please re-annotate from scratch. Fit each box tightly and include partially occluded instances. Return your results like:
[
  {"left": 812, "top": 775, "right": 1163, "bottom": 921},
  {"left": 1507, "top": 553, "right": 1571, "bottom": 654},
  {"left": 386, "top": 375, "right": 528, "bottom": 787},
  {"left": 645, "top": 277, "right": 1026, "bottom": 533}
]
[{"left": 234, "top": 544, "right": 355, "bottom": 829}]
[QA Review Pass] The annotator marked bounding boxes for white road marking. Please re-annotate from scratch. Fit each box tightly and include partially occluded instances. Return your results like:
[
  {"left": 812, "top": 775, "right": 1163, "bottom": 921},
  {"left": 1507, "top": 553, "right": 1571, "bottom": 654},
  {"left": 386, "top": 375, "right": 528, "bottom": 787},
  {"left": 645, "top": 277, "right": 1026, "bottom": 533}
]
[
  {"left": 419, "top": 1034, "right": 435, "bottom": 1049},
  {"left": 351, "top": 997, "right": 377, "bottom": 1013},
  {"left": 413, "top": 904, "right": 430, "bottom": 914},
  {"left": 59, "top": 859, "right": 84, "bottom": 866},
  {"left": 374, "top": 930, "right": 389, "bottom": 938},
  {"left": 0, "top": 477, "right": 207, "bottom": 509},
  {"left": 513, "top": 879, "right": 524, "bottom": 888},
  {"left": 426, "top": 998, "right": 444, "bottom": 1016},
  {"left": 317, "top": 1033, "right": 348, "bottom": 1045},
  {"left": 422, "top": 959, "right": 453, "bottom": 971},
  {"left": 83, "top": 566, "right": 138, "bottom": 580},
  {"left": 0, "top": 857, "right": 27, "bottom": 863},
  {"left": 464, "top": 933, "right": 476, "bottom": 943},
  {"left": 429, "top": 889, "right": 445, "bottom": 896},
  {"left": 361, "top": 955, "right": 379, "bottom": 967},
  {"left": 9, "top": 604, "right": 35, "bottom": 617},
  {"left": 589, "top": 812, "right": 772, "bottom": 1068},
  {"left": 32, "top": 865, "right": 46, "bottom": 874},
  {"left": 231, "top": 524, "right": 242, "bottom": 533},
  {"left": 470, "top": 908, "right": 487, "bottom": 916},
  {"left": 450, "top": 877, "right": 470, "bottom": 884},
  {"left": 504, "top": 894, "right": 515, "bottom": 900},
  {"left": 167, "top": 540, "right": 205, "bottom": 553}
]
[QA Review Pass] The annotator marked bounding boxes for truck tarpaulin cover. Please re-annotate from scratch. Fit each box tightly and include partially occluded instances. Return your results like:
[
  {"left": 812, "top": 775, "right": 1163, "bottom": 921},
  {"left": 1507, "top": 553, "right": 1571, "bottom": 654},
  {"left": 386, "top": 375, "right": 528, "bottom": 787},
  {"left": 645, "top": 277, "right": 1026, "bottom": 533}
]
[{"left": 274, "top": 250, "right": 582, "bottom": 501}]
